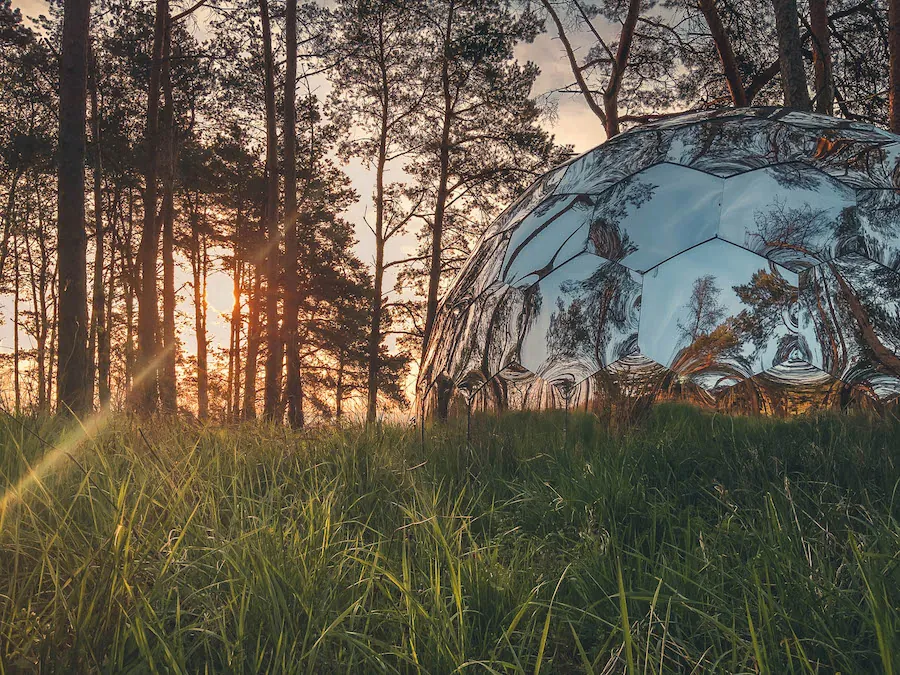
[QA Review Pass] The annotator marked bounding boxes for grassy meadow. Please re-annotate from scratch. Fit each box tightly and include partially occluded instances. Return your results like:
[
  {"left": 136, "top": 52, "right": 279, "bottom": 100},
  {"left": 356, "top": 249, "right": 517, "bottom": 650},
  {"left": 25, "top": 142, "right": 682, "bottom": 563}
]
[{"left": 0, "top": 406, "right": 898, "bottom": 673}]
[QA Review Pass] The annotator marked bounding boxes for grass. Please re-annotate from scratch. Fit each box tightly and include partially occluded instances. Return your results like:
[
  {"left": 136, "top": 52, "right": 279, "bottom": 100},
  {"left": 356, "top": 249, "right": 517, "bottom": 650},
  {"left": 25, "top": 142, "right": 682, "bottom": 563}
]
[{"left": 0, "top": 405, "right": 898, "bottom": 673}]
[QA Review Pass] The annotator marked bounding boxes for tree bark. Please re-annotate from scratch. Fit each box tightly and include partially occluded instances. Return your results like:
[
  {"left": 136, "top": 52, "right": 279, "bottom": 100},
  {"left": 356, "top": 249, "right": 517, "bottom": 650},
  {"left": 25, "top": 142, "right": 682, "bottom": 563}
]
[
  {"left": 259, "top": 0, "right": 282, "bottom": 420},
  {"left": 136, "top": 0, "right": 169, "bottom": 412},
  {"left": 698, "top": 0, "right": 748, "bottom": 107},
  {"left": 192, "top": 221, "right": 209, "bottom": 420},
  {"left": 227, "top": 254, "right": 242, "bottom": 422},
  {"left": 159, "top": 19, "right": 178, "bottom": 413},
  {"left": 57, "top": 0, "right": 92, "bottom": 416},
  {"left": 422, "top": 0, "right": 455, "bottom": 357},
  {"left": 889, "top": 0, "right": 900, "bottom": 132},
  {"left": 603, "top": 0, "right": 641, "bottom": 137},
  {"left": 283, "top": 0, "right": 304, "bottom": 428},
  {"left": 366, "top": 57, "right": 391, "bottom": 426},
  {"left": 809, "top": 0, "right": 833, "bottom": 114},
  {"left": 13, "top": 232, "right": 20, "bottom": 413},
  {"left": 772, "top": 0, "right": 812, "bottom": 110},
  {"left": 88, "top": 48, "right": 105, "bottom": 408},
  {"left": 242, "top": 265, "right": 262, "bottom": 419}
]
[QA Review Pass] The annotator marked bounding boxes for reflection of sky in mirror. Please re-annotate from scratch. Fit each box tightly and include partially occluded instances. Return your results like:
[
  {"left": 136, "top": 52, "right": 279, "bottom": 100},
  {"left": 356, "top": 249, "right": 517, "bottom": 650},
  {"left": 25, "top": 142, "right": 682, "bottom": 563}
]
[
  {"left": 719, "top": 165, "right": 856, "bottom": 270},
  {"left": 502, "top": 195, "right": 596, "bottom": 287},
  {"left": 639, "top": 239, "right": 798, "bottom": 373},
  {"left": 590, "top": 163, "right": 723, "bottom": 273}
]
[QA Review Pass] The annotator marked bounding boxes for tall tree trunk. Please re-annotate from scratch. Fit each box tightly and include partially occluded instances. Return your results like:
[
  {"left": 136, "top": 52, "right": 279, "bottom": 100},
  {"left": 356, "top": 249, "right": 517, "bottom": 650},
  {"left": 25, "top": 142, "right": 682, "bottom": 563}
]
[
  {"left": 227, "top": 254, "right": 242, "bottom": 422},
  {"left": 889, "top": 0, "right": 900, "bottom": 132},
  {"left": 88, "top": 49, "right": 105, "bottom": 407},
  {"left": 124, "top": 188, "right": 136, "bottom": 395},
  {"left": 366, "top": 95, "right": 390, "bottom": 425},
  {"left": 422, "top": 1, "right": 454, "bottom": 355},
  {"left": 283, "top": 0, "right": 303, "bottom": 428},
  {"left": 335, "top": 351, "right": 344, "bottom": 422},
  {"left": 13, "top": 232, "right": 20, "bottom": 414},
  {"left": 136, "top": 0, "right": 169, "bottom": 412},
  {"left": 242, "top": 265, "right": 262, "bottom": 419},
  {"left": 192, "top": 213, "right": 209, "bottom": 420},
  {"left": 772, "top": 0, "right": 812, "bottom": 110},
  {"left": 159, "top": 20, "right": 178, "bottom": 413},
  {"left": 29, "top": 176, "right": 50, "bottom": 410},
  {"left": 603, "top": 0, "right": 640, "bottom": 137},
  {"left": 57, "top": 0, "right": 92, "bottom": 416},
  {"left": 259, "top": 0, "right": 282, "bottom": 421},
  {"left": 0, "top": 167, "right": 24, "bottom": 287},
  {"left": 809, "top": 0, "right": 833, "bottom": 114},
  {"left": 698, "top": 0, "right": 748, "bottom": 107},
  {"left": 100, "top": 217, "right": 113, "bottom": 405}
]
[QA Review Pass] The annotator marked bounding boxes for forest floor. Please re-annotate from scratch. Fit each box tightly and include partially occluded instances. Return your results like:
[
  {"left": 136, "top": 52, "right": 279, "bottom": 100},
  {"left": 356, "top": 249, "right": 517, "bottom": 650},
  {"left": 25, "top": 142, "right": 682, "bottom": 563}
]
[{"left": 0, "top": 405, "right": 898, "bottom": 673}]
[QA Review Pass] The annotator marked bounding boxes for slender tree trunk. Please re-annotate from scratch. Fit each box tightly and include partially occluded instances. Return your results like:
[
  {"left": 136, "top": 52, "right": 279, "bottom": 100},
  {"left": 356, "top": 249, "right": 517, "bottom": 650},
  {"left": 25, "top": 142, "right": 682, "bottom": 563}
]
[
  {"left": 772, "top": 0, "right": 812, "bottom": 110},
  {"left": 124, "top": 191, "right": 136, "bottom": 395},
  {"left": 422, "top": 2, "right": 455, "bottom": 355},
  {"left": 889, "top": 0, "right": 900, "bottom": 132},
  {"left": 0, "top": 167, "right": 24, "bottom": 285},
  {"left": 192, "top": 215, "right": 209, "bottom": 420},
  {"left": 809, "top": 0, "right": 833, "bottom": 114},
  {"left": 231, "top": 264, "right": 244, "bottom": 421},
  {"left": 539, "top": 0, "right": 606, "bottom": 125},
  {"left": 283, "top": 0, "right": 303, "bottom": 428},
  {"left": 57, "top": 0, "right": 92, "bottom": 416},
  {"left": 335, "top": 351, "right": 344, "bottom": 421},
  {"left": 88, "top": 50, "right": 105, "bottom": 408},
  {"left": 136, "top": 0, "right": 169, "bottom": 412},
  {"left": 366, "top": 104, "right": 389, "bottom": 425},
  {"left": 603, "top": 0, "right": 640, "bottom": 137},
  {"left": 13, "top": 232, "right": 20, "bottom": 414},
  {"left": 259, "top": 0, "right": 282, "bottom": 420},
  {"left": 29, "top": 177, "right": 50, "bottom": 410},
  {"left": 159, "top": 20, "right": 178, "bottom": 413},
  {"left": 698, "top": 0, "right": 748, "bottom": 107},
  {"left": 242, "top": 265, "right": 262, "bottom": 419},
  {"left": 100, "top": 218, "right": 112, "bottom": 405},
  {"left": 227, "top": 254, "right": 241, "bottom": 421}
]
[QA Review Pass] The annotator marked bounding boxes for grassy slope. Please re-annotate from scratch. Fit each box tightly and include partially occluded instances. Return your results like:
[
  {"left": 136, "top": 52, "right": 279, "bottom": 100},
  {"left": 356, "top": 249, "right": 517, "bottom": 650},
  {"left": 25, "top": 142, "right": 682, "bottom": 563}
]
[{"left": 0, "top": 406, "right": 898, "bottom": 673}]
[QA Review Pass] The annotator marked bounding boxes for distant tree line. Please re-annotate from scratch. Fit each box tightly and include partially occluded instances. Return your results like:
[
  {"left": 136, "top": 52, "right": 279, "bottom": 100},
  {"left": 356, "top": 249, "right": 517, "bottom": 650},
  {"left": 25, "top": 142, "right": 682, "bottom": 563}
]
[{"left": 1, "top": 0, "right": 898, "bottom": 424}]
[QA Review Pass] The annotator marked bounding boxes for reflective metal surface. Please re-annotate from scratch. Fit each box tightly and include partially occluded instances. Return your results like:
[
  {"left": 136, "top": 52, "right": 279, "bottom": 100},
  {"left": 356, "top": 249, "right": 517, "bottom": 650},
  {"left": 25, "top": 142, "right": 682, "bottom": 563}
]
[
  {"left": 419, "top": 109, "right": 900, "bottom": 416},
  {"left": 588, "top": 163, "right": 723, "bottom": 272},
  {"left": 639, "top": 239, "right": 798, "bottom": 391},
  {"left": 519, "top": 253, "right": 641, "bottom": 389}
]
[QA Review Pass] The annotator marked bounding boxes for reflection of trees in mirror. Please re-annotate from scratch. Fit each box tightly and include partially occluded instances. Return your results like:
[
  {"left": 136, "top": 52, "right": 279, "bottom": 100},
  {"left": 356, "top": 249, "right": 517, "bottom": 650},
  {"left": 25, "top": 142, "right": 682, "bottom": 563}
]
[
  {"left": 588, "top": 175, "right": 658, "bottom": 263},
  {"left": 670, "top": 273, "right": 744, "bottom": 382},
  {"left": 544, "top": 260, "right": 640, "bottom": 377},
  {"left": 677, "top": 274, "right": 725, "bottom": 342},
  {"left": 801, "top": 256, "right": 900, "bottom": 396},
  {"left": 668, "top": 264, "right": 799, "bottom": 390}
]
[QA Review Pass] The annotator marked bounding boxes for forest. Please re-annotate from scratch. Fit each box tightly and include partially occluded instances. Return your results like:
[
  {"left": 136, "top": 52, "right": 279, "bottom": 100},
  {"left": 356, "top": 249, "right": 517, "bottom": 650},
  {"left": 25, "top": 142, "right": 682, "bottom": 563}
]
[{"left": 1, "top": 0, "right": 899, "bottom": 425}]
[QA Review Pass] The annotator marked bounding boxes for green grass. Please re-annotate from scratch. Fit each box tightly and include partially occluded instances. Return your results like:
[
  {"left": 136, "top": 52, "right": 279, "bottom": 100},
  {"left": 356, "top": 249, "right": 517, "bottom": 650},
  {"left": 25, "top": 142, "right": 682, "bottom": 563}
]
[{"left": 0, "top": 405, "right": 898, "bottom": 673}]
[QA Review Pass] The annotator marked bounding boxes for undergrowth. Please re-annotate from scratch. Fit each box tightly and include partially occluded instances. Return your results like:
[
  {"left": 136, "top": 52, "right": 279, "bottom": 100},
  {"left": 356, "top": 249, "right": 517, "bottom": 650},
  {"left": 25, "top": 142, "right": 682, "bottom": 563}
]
[{"left": 0, "top": 405, "right": 898, "bottom": 673}]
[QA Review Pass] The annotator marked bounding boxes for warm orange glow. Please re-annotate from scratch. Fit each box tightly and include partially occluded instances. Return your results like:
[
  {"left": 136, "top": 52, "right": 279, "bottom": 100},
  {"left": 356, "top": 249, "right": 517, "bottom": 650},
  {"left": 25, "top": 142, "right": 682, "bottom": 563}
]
[{"left": 0, "top": 346, "right": 172, "bottom": 527}]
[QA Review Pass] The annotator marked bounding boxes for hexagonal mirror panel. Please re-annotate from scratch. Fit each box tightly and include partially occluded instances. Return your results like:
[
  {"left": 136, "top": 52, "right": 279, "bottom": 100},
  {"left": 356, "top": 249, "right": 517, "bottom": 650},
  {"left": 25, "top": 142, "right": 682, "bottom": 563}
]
[
  {"left": 588, "top": 163, "right": 723, "bottom": 273},
  {"left": 639, "top": 239, "right": 799, "bottom": 391},
  {"left": 518, "top": 253, "right": 641, "bottom": 390}
]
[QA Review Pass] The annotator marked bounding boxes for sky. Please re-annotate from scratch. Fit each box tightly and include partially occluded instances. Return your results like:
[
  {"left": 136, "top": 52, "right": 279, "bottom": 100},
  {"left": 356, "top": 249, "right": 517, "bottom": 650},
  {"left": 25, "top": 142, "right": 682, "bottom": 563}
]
[{"left": 1, "top": 0, "right": 609, "bottom": 402}]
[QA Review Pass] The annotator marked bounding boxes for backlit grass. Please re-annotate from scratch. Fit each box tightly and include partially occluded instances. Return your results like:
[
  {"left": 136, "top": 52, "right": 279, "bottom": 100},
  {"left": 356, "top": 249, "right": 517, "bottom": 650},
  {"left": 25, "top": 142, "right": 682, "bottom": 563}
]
[{"left": 0, "top": 406, "right": 898, "bottom": 673}]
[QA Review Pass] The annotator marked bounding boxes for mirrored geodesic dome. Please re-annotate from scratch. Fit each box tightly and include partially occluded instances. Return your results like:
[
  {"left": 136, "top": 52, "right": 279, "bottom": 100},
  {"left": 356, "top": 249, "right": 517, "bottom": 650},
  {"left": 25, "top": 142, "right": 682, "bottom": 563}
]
[{"left": 418, "top": 107, "right": 900, "bottom": 418}]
